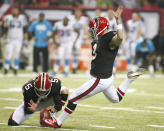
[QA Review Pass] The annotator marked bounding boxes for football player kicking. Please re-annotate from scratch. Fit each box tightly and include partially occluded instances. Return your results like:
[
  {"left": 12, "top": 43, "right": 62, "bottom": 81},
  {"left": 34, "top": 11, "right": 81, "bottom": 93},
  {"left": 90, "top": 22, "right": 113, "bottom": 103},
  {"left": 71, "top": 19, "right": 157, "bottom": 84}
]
[
  {"left": 8, "top": 73, "right": 69, "bottom": 126},
  {"left": 43, "top": 6, "right": 145, "bottom": 128}
]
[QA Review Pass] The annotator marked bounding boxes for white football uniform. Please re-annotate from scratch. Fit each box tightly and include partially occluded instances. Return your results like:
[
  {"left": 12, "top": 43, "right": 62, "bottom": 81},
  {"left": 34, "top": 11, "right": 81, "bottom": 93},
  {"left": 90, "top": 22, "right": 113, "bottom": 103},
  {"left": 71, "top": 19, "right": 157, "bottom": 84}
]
[
  {"left": 54, "top": 21, "right": 75, "bottom": 59},
  {"left": 4, "top": 14, "right": 27, "bottom": 69},
  {"left": 124, "top": 20, "right": 142, "bottom": 59},
  {"left": 69, "top": 15, "right": 88, "bottom": 50},
  {"left": 107, "top": 17, "right": 117, "bottom": 31}
]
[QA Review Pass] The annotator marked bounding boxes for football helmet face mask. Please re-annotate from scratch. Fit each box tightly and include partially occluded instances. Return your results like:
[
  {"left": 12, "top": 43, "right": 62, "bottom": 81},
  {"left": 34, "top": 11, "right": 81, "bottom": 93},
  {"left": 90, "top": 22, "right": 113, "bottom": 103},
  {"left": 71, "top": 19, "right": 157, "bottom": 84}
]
[
  {"left": 34, "top": 73, "right": 52, "bottom": 99},
  {"left": 89, "top": 16, "right": 110, "bottom": 38}
]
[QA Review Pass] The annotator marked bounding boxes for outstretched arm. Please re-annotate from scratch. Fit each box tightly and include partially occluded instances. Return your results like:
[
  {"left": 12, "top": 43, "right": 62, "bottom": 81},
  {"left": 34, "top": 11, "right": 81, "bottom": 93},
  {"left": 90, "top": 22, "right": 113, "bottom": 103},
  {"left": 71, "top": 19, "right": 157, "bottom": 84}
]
[{"left": 110, "top": 6, "right": 123, "bottom": 50}]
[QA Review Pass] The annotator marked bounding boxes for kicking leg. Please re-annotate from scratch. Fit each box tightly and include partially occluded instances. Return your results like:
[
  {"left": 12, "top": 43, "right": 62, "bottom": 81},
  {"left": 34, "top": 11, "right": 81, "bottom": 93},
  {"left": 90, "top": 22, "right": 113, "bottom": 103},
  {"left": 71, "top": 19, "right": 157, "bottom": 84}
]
[
  {"left": 104, "top": 68, "right": 146, "bottom": 102},
  {"left": 104, "top": 68, "right": 146, "bottom": 103}
]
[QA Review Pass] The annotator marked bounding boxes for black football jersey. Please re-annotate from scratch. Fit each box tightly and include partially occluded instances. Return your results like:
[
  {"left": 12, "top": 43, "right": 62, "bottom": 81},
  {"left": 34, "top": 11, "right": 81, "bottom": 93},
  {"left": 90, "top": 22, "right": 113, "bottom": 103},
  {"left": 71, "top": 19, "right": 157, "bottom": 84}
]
[
  {"left": 22, "top": 77, "right": 62, "bottom": 114},
  {"left": 90, "top": 31, "right": 118, "bottom": 78}
]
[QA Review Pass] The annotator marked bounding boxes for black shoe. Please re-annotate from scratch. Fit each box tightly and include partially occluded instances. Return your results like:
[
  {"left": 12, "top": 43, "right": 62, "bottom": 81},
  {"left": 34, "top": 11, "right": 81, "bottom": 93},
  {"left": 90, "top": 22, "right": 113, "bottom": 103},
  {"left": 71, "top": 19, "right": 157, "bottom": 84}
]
[
  {"left": 13, "top": 69, "right": 17, "bottom": 75},
  {"left": 4, "top": 69, "right": 8, "bottom": 75},
  {"left": 72, "top": 68, "right": 77, "bottom": 74}
]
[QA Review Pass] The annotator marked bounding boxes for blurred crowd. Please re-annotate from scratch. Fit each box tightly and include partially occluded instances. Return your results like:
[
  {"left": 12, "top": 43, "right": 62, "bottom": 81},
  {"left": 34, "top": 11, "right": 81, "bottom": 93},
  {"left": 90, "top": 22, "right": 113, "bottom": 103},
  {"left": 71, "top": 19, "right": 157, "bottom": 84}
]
[
  {"left": 1, "top": 0, "right": 164, "bottom": 8},
  {"left": 0, "top": 1, "right": 164, "bottom": 76}
]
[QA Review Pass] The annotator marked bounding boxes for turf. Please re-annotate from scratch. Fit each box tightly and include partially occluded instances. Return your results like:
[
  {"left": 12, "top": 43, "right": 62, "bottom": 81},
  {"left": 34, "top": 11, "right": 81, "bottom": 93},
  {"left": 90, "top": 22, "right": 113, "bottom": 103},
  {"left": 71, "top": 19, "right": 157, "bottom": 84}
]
[{"left": 0, "top": 72, "right": 164, "bottom": 131}]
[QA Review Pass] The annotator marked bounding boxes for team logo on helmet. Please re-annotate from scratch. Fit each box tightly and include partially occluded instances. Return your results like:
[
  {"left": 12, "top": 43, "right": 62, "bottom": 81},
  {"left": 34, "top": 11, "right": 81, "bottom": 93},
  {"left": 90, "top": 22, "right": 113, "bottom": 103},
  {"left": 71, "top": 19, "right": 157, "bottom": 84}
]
[{"left": 94, "top": 18, "right": 99, "bottom": 28}]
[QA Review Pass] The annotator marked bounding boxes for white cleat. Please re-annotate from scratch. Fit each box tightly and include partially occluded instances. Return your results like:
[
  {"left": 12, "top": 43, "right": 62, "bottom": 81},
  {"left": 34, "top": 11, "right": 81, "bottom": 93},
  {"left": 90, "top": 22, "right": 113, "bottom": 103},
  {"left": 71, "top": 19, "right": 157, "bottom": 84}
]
[{"left": 127, "top": 68, "right": 146, "bottom": 79}]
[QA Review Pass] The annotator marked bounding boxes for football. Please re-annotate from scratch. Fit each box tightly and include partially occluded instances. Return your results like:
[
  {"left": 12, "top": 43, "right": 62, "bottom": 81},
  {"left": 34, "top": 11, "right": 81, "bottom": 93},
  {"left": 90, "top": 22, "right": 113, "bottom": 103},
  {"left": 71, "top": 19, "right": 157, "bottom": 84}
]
[{"left": 40, "top": 108, "right": 51, "bottom": 127}]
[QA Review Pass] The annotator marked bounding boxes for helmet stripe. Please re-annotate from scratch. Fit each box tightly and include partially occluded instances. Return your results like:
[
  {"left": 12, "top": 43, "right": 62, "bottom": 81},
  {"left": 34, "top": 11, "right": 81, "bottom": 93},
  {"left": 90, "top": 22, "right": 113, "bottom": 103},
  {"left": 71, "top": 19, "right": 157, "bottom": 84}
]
[
  {"left": 97, "top": 26, "right": 107, "bottom": 36},
  {"left": 43, "top": 73, "right": 46, "bottom": 90},
  {"left": 40, "top": 73, "right": 43, "bottom": 89},
  {"left": 41, "top": 73, "right": 45, "bottom": 90}
]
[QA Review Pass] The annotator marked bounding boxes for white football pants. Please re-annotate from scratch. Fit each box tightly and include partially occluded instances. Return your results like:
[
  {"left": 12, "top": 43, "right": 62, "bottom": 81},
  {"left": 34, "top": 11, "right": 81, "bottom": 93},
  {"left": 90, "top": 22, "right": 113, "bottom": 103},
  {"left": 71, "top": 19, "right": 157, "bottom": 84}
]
[
  {"left": 5, "top": 39, "right": 22, "bottom": 60},
  {"left": 69, "top": 75, "right": 119, "bottom": 104}
]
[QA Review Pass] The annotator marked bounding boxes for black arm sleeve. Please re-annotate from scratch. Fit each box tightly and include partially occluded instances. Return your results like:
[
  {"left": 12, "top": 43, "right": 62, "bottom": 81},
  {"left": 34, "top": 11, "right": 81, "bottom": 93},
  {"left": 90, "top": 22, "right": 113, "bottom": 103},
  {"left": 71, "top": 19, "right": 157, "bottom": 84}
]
[
  {"left": 53, "top": 95, "right": 62, "bottom": 112},
  {"left": 23, "top": 91, "right": 34, "bottom": 114},
  {"left": 22, "top": 82, "right": 38, "bottom": 114}
]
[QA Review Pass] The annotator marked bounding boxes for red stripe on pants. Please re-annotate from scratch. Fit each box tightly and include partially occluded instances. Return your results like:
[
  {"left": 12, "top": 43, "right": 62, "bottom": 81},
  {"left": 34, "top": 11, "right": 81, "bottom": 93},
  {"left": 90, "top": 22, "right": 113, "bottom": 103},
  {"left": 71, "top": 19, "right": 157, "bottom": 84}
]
[{"left": 70, "top": 78, "right": 100, "bottom": 103}]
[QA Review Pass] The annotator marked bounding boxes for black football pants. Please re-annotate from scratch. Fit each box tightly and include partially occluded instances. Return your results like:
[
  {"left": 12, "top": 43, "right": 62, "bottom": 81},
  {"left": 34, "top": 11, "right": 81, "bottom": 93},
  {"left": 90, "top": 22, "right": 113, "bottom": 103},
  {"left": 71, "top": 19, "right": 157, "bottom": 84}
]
[{"left": 33, "top": 46, "right": 48, "bottom": 72}]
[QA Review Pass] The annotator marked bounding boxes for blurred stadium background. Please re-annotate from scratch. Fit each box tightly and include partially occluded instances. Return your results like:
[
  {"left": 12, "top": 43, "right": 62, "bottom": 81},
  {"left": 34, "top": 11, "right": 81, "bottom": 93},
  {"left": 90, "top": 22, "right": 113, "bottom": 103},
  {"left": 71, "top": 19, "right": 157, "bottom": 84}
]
[
  {"left": 0, "top": 0, "right": 164, "bottom": 131},
  {"left": 0, "top": 0, "right": 164, "bottom": 75}
]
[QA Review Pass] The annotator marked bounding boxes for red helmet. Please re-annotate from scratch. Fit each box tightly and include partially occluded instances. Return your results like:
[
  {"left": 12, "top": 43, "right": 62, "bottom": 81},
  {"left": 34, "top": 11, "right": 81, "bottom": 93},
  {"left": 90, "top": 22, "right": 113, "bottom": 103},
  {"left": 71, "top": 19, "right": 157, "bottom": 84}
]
[
  {"left": 34, "top": 73, "right": 52, "bottom": 98},
  {"left": 89, "top": 16, "right": 110, "bottom": 37}
]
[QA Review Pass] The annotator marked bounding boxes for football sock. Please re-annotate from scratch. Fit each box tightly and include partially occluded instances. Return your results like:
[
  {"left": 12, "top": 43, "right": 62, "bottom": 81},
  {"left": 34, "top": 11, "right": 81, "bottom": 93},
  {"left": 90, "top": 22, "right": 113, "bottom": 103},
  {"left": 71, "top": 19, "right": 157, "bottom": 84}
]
[
  {"left": 64, "top": 59, "right": 69, "bottom": 73},
  {"left": 72, "top": 58, "right": 78, "bottom": 69},
  {"left": 148, "top": 65, "right": 154, "bottom": 76},
  {"left": 14, "top": 59, "right": 20, "bottom": 70},
  {"left": 57, "top": 101, "right": 77, "bottom": 125},
  {"left": 4, "top": 59, "right": 10, "bottom": 70},
  {"left": 127, "top": 58, "right": 132, "bottom": 65},
  {"left": 54, "top": 59, "right": 61, "bottom": 72},
  {"left": 61, "top": 94, "right": 68, "bottom": 106},
  {"left": 57, "top": 110, "right": 69, "bottom": 125},
  {"left": 117, "top": 78, "right": 134, "bottom": 98}
]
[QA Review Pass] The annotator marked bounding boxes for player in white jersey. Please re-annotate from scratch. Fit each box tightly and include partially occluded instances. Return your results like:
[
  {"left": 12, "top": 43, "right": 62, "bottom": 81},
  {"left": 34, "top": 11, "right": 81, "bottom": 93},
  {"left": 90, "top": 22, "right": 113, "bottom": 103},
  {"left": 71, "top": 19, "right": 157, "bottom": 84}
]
[
  {"left": 3, "top": 7, "right": 27, "bottom": 75},
  {"left": 107, "top": 9, "right": 118, "bottom": 74},
  {"left": 52, "top": 17, "right": 79, "bottom": 76},
  {"left": 124, "top": 12, "right": 144, "bottom": 69},
  {"left": 107, "top": 9, "right": 117, "bottom": 32},
  {"left": 69, "top": 9, "right": 88, "bottom": 74}
]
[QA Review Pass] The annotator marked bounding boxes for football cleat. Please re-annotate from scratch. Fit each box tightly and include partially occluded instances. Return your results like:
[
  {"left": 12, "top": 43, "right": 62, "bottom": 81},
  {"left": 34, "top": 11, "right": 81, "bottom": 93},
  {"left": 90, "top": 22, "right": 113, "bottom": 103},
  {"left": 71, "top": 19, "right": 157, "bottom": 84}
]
[
  {"left": 127, "top": 68, "right": 146, "bottom": 79},
  {"left": 63, "top": 71, "right": 68, "bottom": 77},
  {"left": 42, "top": 118, "right": 62, "bottom": 128},
  {"left": 4, "top": 69, "right": 8, "bottom": 75},
  {"left": 13, "top": 69, "right": 17, "bottom": 75},
  {"left": 72, "top": 68, "right": 77, "bottom": 74}
]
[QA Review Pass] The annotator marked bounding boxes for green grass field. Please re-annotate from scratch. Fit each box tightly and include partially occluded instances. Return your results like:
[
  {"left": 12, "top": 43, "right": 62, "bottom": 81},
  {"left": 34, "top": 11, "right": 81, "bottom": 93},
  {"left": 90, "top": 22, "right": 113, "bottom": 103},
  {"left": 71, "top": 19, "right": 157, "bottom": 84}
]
[{"left": 0, "top": 72, "right": 164, "bottom": 131}]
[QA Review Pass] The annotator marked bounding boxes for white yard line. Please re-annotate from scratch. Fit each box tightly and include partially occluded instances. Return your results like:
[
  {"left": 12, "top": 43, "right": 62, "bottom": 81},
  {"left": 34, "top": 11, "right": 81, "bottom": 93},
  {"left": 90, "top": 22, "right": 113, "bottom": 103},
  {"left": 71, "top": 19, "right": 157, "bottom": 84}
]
[
  {"left": 0, "top": 88, "right": 135, "bottom": 94},
  {"left": 0, "top": 122, "right": 89, "bottom": 131},
  {"left": 0, "top": 98, "right": 22, "bottom": 101},
  {"left": 2, "top": 97, "right": 164, "bottom": 114},
  {"left": 0, "top": 122, "right": 6, "bottom": 125},
  {"left": 101, "top": 107, "right": 164, "bottom": 114},
  {"left": 145, "top": 106, "right": 164, "bottom": 110},
  {"left": 79, "top": 104, "right": 164, "bottom": 114},
  {"left": 4, "top": 106, "right": 17, "bottom": 109},
  {"left": 0, "top": 73, "right": 164, "bottom": 79},
  {"left": 90, "top": 125, "right": 115, "bottom": 129},
  {"left": 127, "top": 89, "right": 136, "bottom": 93},
  {"left": 0, "top": 88, "right": 22, "bottom": 92},
  {"left": 147, "top": 125, "right": 164, "bottom": 128}
]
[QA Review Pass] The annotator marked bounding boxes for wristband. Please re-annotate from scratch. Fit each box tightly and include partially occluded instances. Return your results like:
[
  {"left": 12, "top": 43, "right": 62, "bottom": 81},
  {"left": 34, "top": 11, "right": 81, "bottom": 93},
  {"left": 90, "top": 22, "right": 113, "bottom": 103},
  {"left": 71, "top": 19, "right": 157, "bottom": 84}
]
[{"left": 117, "top": 24, "right": 122, "bottom": 30}]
